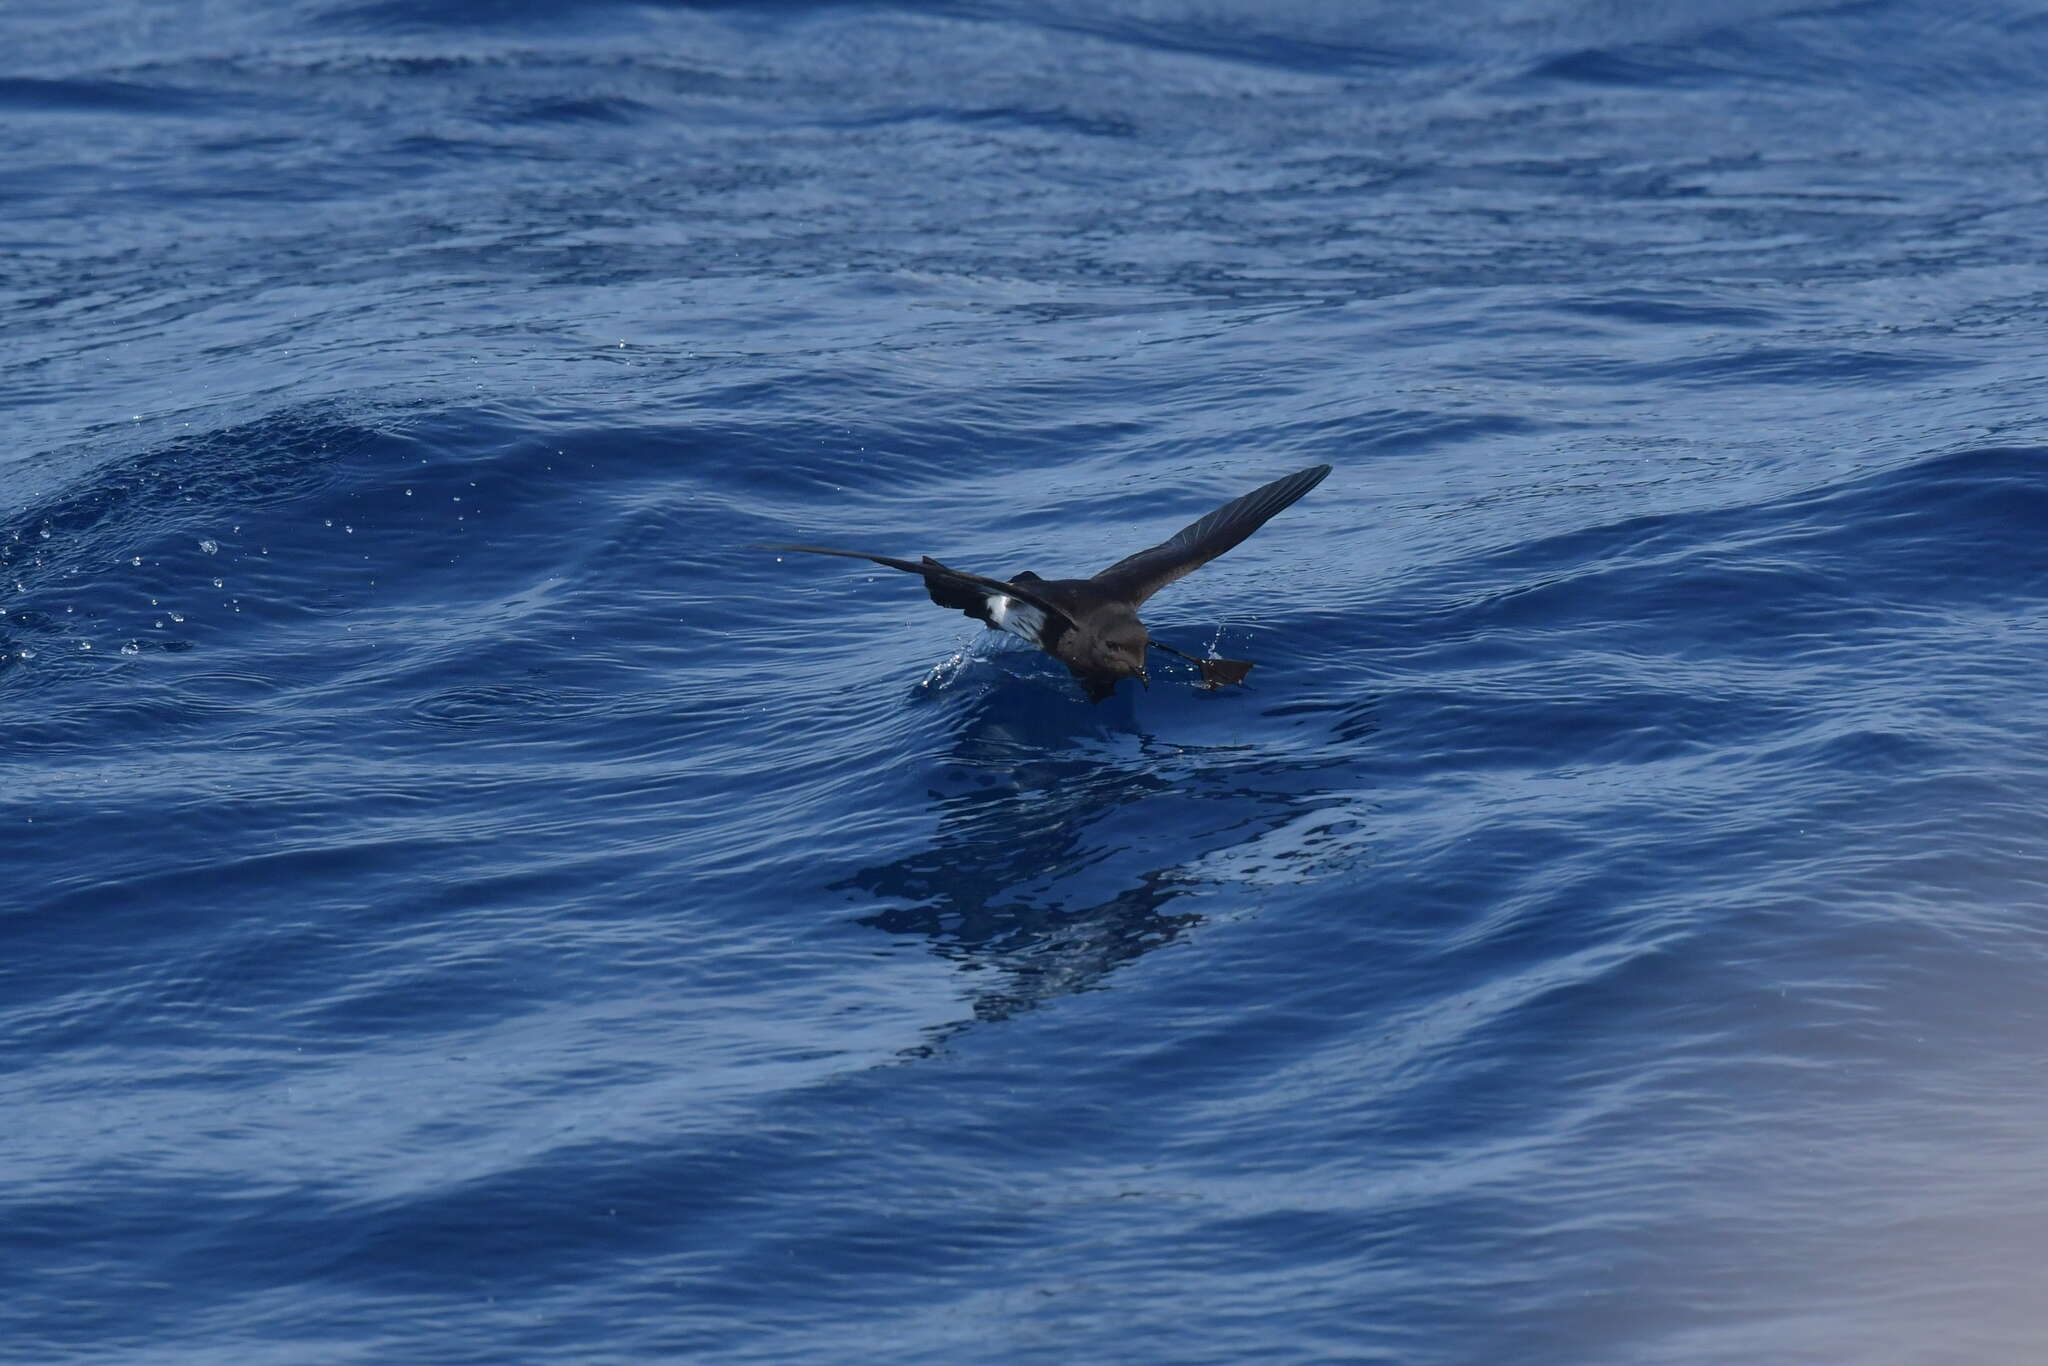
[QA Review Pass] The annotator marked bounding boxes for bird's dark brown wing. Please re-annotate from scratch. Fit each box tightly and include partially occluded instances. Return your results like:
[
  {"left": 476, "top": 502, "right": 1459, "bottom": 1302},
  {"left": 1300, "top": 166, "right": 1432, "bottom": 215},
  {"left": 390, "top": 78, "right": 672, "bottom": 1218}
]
[
  {"left": 762, "top": 545, "right": 1077, "bottom": 647},
  {"left": 1090, "top": 464, "right": 1331, "bottom": 606}
]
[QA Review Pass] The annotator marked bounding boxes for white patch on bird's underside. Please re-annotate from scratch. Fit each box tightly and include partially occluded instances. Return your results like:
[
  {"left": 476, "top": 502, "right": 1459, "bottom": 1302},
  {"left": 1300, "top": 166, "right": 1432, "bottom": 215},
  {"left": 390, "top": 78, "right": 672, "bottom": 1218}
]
[{"left": 987, "top": 594, "right": 1047, "bottom": 645}]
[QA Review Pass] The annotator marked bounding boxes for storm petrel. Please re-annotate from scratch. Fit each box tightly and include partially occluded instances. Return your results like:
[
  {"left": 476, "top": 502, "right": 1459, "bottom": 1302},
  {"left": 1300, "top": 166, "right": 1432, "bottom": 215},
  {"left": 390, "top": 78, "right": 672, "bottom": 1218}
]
[{"left": 766, "top": 463, "right": 1332, "bottom": 702}]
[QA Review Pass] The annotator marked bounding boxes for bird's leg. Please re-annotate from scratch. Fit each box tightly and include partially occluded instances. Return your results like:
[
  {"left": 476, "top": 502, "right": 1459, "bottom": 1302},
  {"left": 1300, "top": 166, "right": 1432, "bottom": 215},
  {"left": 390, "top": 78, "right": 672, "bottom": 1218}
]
[{"left": 1150, "top": 640, "right": 1253, "bottom": 689}]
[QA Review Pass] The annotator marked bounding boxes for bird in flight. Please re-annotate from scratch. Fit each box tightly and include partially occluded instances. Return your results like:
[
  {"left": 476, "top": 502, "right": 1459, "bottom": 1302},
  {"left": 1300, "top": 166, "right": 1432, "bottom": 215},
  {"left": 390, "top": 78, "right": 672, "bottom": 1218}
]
[{"left": 765, "top": 464, "right": 1331, "bottom": 702}]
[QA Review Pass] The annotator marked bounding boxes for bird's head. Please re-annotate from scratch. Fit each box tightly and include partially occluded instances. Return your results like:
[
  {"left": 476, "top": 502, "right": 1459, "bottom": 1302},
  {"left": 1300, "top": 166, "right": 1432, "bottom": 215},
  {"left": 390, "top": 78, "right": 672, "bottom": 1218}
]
[{"left": 1086, "top": 620, "right": 1151, "bottom": 688}]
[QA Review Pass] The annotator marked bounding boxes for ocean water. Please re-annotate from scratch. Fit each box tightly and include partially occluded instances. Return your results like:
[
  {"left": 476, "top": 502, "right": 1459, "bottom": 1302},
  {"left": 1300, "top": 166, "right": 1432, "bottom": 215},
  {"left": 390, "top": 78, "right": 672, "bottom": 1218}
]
[{"left": 6, "top": 1, "right": 2048, "bottom": 1362}]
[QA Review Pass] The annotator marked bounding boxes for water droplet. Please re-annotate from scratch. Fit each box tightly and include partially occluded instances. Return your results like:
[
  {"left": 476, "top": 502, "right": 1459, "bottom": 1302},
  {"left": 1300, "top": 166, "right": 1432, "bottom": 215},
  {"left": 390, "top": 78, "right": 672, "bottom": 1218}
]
[
  {"left": 344, "top": 525, "right": 354, "bottom": 534},
  {"left": 170, "top": 611, "right": 185, "bottom": 623},
  {"left": 212, "top": 577, "right": 223, "bottom": 589},
  {"left": 130, "top": 556, "right": 142, "bottom": 567},
  {"left": 405, "top": 488, "right": 414, "bottom": 496},
  {"left": 78, "top": 640, "right": 91, "bottom": 651},
  {"left": 324, "top": 519, "right": 333, "bottom": 528},
  {"left": 120, "top": 641, "right": 140, "bottom": 655},
  {"left": 199, "top": 539, "right": 218, "bottom": 555}
]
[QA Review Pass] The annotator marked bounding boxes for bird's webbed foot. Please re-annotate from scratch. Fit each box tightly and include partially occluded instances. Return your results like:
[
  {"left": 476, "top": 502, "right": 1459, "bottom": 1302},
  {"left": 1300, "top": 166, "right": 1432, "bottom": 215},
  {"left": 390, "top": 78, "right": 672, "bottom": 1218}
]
[{"left": 1151, "top": 641, "right": 1253, "bottom": 690}]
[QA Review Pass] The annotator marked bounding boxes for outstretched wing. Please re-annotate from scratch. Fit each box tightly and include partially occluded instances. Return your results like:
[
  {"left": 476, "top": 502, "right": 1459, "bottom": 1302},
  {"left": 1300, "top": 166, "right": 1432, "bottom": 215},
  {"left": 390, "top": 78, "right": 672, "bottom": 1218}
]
[
  {"left": 1090, "top": 464, "right": 1331, "bottom": 606},
  {"left": 763, "top": 545, "right": 1076, "bottom": 648}
]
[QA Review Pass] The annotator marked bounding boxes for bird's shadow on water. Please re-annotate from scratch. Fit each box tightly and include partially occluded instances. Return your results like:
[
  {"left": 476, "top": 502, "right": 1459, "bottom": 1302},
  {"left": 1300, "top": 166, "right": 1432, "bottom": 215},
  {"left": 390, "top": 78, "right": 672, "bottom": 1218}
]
[{"left": 839, "top": 665, "right": 1304, "bottom": 1055}]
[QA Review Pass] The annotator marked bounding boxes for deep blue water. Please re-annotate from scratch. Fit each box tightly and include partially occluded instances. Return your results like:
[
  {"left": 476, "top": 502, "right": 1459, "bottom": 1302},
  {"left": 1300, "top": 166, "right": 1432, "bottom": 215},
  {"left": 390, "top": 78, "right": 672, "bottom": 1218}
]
[{"left": 6, "top": 1, "right": 2048, "bottom": 1362}]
